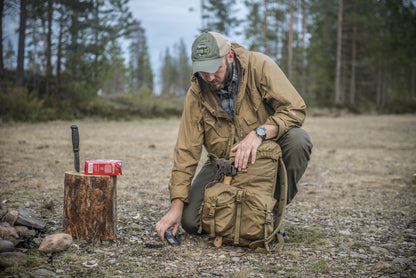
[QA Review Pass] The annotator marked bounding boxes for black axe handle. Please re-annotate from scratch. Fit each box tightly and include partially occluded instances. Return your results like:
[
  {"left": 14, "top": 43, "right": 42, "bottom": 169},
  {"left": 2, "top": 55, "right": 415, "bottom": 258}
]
[{"left": 70, "top": 125, "right": 80, "bottom": 172}]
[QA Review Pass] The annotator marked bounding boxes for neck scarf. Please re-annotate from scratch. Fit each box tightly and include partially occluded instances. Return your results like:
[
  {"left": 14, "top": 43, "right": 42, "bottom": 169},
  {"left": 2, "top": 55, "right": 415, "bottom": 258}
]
[{"left": 215, "top": 60, "right": 238, "bottom": 120}]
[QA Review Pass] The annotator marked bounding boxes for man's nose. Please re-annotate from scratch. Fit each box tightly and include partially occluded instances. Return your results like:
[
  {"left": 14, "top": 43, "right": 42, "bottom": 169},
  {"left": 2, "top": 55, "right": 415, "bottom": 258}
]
[{"left": 205, "top": 73, "right": 215, "bottom": 82}]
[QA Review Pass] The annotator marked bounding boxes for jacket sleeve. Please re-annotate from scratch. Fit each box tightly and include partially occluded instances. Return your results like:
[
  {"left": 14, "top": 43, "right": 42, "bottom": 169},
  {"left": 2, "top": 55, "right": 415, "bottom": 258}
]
[
  {"left": 254, "top": 52, "right": 306, "bottom": 139},
  {"left": 169, "top": 88, "right": 204, "bottom": 203}
]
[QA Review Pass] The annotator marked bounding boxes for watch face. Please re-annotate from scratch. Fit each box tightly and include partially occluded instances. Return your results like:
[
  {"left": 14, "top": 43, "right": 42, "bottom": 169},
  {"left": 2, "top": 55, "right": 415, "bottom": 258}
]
[{"left": 256, "top": 127, "right": 266, "bottom": 137}]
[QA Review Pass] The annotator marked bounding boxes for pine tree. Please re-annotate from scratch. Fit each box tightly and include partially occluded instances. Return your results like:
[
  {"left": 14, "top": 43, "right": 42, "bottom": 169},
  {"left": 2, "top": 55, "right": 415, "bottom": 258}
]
[
  {"left": 161, "top": 47, "right": 177, "bottom": 96},
  {"left": 128, "top": 21, "right": 154, "bottom": 94},
  {"left": 175, "top": 38, "right": 191, "bottom": 96},
  {"left": 202, "top": 0, "right": 242, "bottom": 36}
]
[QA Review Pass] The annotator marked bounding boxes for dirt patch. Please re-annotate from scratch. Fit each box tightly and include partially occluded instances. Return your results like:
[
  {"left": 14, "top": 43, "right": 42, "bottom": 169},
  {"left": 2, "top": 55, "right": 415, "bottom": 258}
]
[{"left": 0, "top": 115, "right": 415, "bottom": 277}]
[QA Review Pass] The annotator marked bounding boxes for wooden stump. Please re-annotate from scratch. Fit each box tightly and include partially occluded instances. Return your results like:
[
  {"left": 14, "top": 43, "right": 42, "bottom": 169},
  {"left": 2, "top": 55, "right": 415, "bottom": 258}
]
[{"left": 64, "top": 172, "right": 117, "bottom": 241}]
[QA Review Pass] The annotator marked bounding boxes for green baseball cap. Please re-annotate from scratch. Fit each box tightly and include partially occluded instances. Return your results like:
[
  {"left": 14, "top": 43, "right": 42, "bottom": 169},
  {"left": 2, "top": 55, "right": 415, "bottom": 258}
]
[{"left": 191, "top": 31, "right": 231, "bottom": 74}]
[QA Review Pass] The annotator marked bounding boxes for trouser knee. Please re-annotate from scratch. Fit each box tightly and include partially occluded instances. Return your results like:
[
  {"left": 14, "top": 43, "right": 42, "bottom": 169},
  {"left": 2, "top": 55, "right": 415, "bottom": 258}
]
[
  {"left": 276, "top": 128, "right": 313, "bottom": 203},
  {"left": 181, "top": 211, "right": 199, "bottom": 235}
]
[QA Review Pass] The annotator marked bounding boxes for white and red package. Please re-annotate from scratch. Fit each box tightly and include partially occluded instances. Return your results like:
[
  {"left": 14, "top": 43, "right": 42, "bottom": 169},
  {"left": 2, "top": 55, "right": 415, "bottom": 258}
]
[{"left": 84, "top": 159, "right": 122, "bottom": 176}]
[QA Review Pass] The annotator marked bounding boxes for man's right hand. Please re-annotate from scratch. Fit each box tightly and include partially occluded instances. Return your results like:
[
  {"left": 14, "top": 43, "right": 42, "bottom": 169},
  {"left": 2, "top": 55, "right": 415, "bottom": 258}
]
[{"left": 155, "top": 198, "right": 184, "bottom": 240}]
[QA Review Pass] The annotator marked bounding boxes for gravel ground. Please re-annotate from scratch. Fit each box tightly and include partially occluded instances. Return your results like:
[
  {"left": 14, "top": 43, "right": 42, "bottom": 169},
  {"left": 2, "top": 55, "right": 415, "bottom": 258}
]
[{"left": 0, "top": 114, "right": 415, "bottom": 277}]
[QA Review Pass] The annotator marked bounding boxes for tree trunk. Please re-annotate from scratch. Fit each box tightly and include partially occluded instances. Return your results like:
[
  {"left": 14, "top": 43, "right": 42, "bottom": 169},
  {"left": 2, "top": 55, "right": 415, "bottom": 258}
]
[
  {"left": 323, "top": 0, "right": 329, "bottom": 56},
  {"left": 301, "top": 0, "right": 306, "bottom": 95},
  {"left": 16, "top": 0, "right": 27, "bottom": 87},
  {"left": 335, "top": 0, "right": 343, "bottom": 103},
  {"left": 46, "top": 0, "right": 53, "bottom": 95},
  {"left": 263, "top": 0, "right": 268, "bottom": 54},
  {"left": 376, "top": 59, "right": 382, "bottom": 107},
  {"left": 411, "top": 59, "right": 415, "bottom": 101},
  {"left": 31, "top": 16, "right": 38, "bottom": 97},
  {"left": 70, "top": 5, "right": 79, "bottom": 78},
  {"left": 57, "top": 14, "right": 64, "bottom": 91},
  {"left": 288, "top": 0, "right": 294, "bottom": 80},
  {"left": 0, "top": 0, "right": 4, "bottom": 76},
  {"left": 349, "top": 24, "right": 356, "bottom": 104},
  {"left": 64, "top": 172, "right": 117, "bottom": 242}
]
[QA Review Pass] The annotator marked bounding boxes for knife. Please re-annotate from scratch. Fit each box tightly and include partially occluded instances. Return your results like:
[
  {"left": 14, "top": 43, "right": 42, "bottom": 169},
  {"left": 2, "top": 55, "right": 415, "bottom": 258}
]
[{"left": 70, "top": 125, "right": 80, "bottom": 172}]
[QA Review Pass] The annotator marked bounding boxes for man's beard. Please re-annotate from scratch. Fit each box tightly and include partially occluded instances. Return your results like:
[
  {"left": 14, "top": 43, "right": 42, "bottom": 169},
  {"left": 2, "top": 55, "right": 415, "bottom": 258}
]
[{"left": 207, "top": 59, "right": 233, "bottom": 91}]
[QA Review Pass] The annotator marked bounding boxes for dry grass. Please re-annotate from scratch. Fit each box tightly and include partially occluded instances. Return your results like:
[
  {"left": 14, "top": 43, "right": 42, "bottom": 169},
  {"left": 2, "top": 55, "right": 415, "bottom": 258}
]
[{"left": 0, "top": 114, "right": 415, "bottom": 277}]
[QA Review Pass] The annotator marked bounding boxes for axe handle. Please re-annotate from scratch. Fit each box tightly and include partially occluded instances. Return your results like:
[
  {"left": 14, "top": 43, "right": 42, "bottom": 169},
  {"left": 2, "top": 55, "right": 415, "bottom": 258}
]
[{"left": 223, "top": 176, "right": 232, "bottom": 185}]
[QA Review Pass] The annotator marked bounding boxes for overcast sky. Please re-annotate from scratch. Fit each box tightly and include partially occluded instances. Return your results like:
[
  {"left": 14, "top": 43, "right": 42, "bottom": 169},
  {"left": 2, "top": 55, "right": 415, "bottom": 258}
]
[
  {"left": 127, "top": 0, "right": 201, "bottom": 86},
  {"left": 3, "top": 0, "right": 247, "bottom": 92},
  {"left": 128, "top": 0, "right": 247, "bottom": 90}
]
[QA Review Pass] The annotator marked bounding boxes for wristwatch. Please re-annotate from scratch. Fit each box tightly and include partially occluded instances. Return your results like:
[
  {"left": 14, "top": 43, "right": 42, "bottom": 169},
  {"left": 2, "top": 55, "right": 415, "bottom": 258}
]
[{"left": 254, "top": 126, "right": 267, "bottom": 141}]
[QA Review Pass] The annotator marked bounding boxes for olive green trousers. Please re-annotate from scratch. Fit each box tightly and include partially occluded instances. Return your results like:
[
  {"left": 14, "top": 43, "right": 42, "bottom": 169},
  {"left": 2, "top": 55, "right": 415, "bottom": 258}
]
[{"left": 181, "top": 127, "right": 313, "bottom": 234}]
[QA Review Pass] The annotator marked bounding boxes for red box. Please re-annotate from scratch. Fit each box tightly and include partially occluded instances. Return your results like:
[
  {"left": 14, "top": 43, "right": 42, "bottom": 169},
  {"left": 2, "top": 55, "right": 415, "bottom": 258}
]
[{"left": 84, "top": 159, "right": 122, "bottom": 176}]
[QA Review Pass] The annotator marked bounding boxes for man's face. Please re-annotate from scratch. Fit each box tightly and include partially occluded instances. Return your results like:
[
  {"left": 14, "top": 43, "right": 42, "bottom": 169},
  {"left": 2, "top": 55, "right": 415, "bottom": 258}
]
[{"left": 199, "top": 52, "right": 234, "bottom": 91}]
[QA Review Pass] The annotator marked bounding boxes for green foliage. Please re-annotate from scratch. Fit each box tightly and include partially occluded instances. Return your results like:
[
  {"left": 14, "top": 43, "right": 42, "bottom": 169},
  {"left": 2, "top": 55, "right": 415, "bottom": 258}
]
[
  {"left": 202, "top": 0, "right": 242, "bottom": 36},
  {"left": 285, "top": 225, "right": 325, "bottom": 244},
  {"left": 3, "top": 0, "right": 416, "bottom": 122},
  {"left": 160, "top": 39, "right": 191, "bottom": 96},
  {"left": 128, "top": 21, "right": 154, "bottom": 93},
  {"left": 309, "top": 258, "right": 331, "bottom": 275},
  {"left": 0, "top": 84, "right": 45, "bottom": 121},
  {"left": 26, "top": 249, "right": 42, "bottom": 267}
]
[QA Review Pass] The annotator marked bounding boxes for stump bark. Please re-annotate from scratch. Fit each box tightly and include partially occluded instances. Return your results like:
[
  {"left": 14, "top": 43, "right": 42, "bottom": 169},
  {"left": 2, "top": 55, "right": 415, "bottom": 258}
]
[{"left": 64, "top": 172, "right": 117, "bottom": 241}]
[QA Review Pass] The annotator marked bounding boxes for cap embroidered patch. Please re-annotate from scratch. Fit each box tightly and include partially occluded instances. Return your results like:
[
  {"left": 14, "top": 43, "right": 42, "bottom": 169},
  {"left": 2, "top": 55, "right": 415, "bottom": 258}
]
[{"left": 196, "top": 45, "right": 209, "bottom": 57}]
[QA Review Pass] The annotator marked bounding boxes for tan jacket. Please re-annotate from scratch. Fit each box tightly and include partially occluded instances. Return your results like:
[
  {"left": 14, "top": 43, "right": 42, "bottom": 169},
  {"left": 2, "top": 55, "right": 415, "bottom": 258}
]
[{"left": 169, "top": 43, "right": 306, "bottom": 203}]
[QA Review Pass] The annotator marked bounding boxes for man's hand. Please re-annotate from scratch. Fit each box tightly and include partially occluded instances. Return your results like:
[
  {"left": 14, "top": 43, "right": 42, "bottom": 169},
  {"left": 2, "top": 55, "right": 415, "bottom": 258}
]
[
  {"left": 231, "top": 131, "right": 262, "bottom": 171},
  {"left": 231, "top": 125, "right": 278, "bottom": 171},
  {"left": 155, "top": 198, "right": 184, "bottom": 240}
]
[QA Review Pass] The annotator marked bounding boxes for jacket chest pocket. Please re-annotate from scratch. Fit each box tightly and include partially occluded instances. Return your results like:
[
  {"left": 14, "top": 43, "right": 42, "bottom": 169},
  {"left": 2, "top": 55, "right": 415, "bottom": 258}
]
[
  {"left": 240, "top": 90, "right": 262, "bottom": 129},
  {"left": 202, "top": 113, "right": 230, "bottom": 139}
]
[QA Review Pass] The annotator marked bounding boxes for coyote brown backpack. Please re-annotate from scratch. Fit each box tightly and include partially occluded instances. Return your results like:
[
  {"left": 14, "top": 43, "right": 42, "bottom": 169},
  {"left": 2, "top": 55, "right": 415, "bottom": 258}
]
[{"left": 198, "top": 140, "right": 288, "bottom": 252}]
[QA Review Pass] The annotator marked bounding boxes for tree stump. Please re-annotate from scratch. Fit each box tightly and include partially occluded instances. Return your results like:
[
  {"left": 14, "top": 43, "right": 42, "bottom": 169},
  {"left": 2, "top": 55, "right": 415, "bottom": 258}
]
[{"left": 64, "top": 172, "right": 117, "bottom": 241}]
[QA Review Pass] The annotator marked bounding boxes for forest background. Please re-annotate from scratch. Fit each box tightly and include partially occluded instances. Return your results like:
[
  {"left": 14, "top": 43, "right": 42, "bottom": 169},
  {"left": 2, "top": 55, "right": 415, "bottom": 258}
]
[{"left": 1, "top": 0, "right": 415, "bottom": 122}]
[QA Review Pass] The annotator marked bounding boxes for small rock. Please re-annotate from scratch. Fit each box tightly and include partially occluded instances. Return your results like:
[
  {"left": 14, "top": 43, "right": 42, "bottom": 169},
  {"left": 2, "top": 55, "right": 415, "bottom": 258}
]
[
  {"left": 33, "top": 237, "right": 43, "bottom": 247},
  {"left": 0, "top": 252, "right": 27, "bottom": 267},
  {"left": 339, "top": 230, "right": 351, "bottom": 236},
  {"left": 350, "top": 251, "right": 368, "bottom": 259},
  {"left": 19, "top": 229, "right": 36, "bottom": 237},
  {"left": 15, "top": 207, "right": 46, "bottom": 230},
  {"left": 2, "top": 210, "right": 18, "bottom": 226},
  {"left": 3, "top": 236, "right": 19, "bottom": 246},
  {"left": 15, "top": 225, "right": 37, "bottom": 237},
  {"left": 380, "top": 243, "right": 398, "bottom": 250},
  {"left": 0, "top": 240, "right": 15, "bottom": 252},
  {"left": 0, "top": 222, "right": 19, "bottom": 239},
  {"left": 14, "top": 225, "right": 29, "bottom": 234},
  {"left": 39, "top": 233, "right": 73, "bottom": 253},
  {"left": 370, "top": 246, "right": 389, "bottom": 254},
  {"left": 82, "top": 259, "right": 98, "bottom": 267},
  {"left": 392, "top": 256, "right": 412, "bottom": 265},
  {"left": 35, "top": 268, "right": 57, "bottom": 277},
  {"left": 231, "top": 257, "right": 240, "bottom": 262},
  {"left": 24, "top": 201, "right": 34, "bottom": 208}
]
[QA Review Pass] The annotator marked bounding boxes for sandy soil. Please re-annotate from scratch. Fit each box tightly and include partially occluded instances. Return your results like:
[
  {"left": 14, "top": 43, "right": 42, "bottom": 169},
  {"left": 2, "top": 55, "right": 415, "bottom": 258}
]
[{"left": 0, "top": 115, "right": 415, "bottom": 277}]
